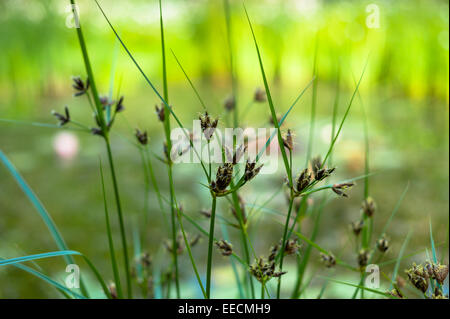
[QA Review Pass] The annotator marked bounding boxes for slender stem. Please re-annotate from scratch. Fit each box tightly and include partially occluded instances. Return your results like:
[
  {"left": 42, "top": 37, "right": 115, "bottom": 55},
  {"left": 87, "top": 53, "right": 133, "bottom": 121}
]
[
  {"left": 159, "top": 0, "right": 180, "bottom": 298},
  {"left": 105, "top": 139, "right": 132, "bottom": 298},
  {"left": 261, "top": 283, "right": 265, "bottom": 299},
  {"left": 99, "top": 161, "right": 123, "bottom": 299},
  {"left": 206, "top": 195, "right": 217, "bottom": 298},
  {"left": 276, "top": 191, "right": 295, "bottom": 299}
]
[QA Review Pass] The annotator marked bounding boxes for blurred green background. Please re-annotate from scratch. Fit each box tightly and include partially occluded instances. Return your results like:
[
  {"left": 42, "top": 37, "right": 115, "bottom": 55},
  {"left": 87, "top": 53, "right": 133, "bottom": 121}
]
[{"left": 0, "top": 0, "right": 448, "bottom": 298}]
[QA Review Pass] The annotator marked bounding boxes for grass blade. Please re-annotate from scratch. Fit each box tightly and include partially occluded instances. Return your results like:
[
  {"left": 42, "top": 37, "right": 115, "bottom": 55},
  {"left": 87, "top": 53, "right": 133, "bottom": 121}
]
[
  {"left": 390, "top": 230, "right": 412, "bottom": 290},
  {"left": 0, "top": 257, "right": 86, "bottom": 299}
]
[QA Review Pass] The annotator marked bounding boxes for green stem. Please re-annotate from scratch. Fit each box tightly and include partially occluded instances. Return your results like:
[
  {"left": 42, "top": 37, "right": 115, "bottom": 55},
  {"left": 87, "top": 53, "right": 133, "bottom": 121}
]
[
  {"left": 261, "top": 283, "right": 265, "bottom": 299},
  {"left": 276, "top": 191, "right": 295, "bottom": 299},
  {"left": 206, "top": 195, "right": 217, "bottom": 298},
  {"left": 105, "top": 139, "right": 132, "bottom": 298},
  {"left": 99, "top": 161, "right": 123, "bottom": 299}
]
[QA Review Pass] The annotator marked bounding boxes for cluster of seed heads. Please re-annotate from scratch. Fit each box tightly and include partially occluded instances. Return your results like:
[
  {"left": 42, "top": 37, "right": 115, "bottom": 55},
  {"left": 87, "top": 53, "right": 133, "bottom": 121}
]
[
  {"left": 53, "top": 76, "right": 125, "bottom": 136},
  {"left": 249, "top": 243, "right": 286, "bottom": 284},
  {"left": 292, "top": 156, "right": 339, "bottom": 196},
  {"left": 405, "top": 262, "right": 448, "bottom": 297}
]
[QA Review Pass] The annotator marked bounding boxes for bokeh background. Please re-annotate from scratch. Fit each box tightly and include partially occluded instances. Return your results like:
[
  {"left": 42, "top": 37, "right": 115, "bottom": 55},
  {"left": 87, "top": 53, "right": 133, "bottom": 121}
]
[{"left": 0, "top": 0, "right": 448, "bottom": 298}]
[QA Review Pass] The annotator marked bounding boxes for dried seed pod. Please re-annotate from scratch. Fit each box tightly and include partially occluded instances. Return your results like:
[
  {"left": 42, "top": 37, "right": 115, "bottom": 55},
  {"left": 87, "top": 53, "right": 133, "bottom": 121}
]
[
  {"left": 405, "top": 265, "right": 429, "bottom": 293},
  {"left": 140, "top": 252, "right": 152, "bottom": 268},
  {"left": 155, "top": 104, "right": 165, "bottom": 122},
  {"left": 310, "top": 156, "right": 322, "bottom": 177},
  {"left": 253, "top": 87, "right": 266, "bottom": 103},
  {"left": 358, "top": 249, "right": 369, "bottom": 267},
  {"left": 351, "top": 220, "right": 364, "bottom": 236},
  {"left": 199, "top": 111, "right": 218, "bottom": 141},
  {"left": 99, "top": 95, "right": 112, "bottom": 109},
  {"left": 135, "top": 129, "right": 148, "bottom": 145},
  {"left": 283, "top": 129, "right": 294, "bottom": 151},
  {"left": 72, "top": 76, "right": 89, "bottom": 97},
  {"left": 224, "top": 95, "right": 236, "bottom": 111},
  {"left": 361, "top": 197, "right": 376, "bottom": 217},
  {"left": 283, "top": 238, "right": 301, "bottom": 256},
  {"left": 115, "top": 96, "right": 125, "bottom": 113},
  {"left": 108, "top": 282, "right": 118, "bottom": 299},
  {"left": 189, "top": 234, "right": 201, "bottom": 247},
  {"left": 320, "top": 253, "right": 336, "bottom": 268},
  {"left": 215, "top": 240, "right": 233, "bottom": 256},
  {"left": 377, "top": 237, "right": 389, "bottom": 252},
  {"left": 387, "top": 288, "right": 403, "bottom": 299},
  {"left": 52, "top": 106, "right": 71, "bottom": 126},
  {"left": 433, "top": 264, "right": 448, "bottom": 285},
  {"left": 211, "top": 163, "right": 233, "bottom": 193},
  {"left": 295, "top": 168, "right": 312, "bottom": 193},
  {"left": 332, "top": 182, "right": 354, "bottom": 198},
  {"left": 268, "top": 243, "right": 280, "bottom": 263},
  {"left": 200, "top": 209, "right": 211, "bottom": 218},
  {"left": 91, "top": 127, "right": 104, "bottom": 137},
  {"left": 244, "top": 160, "right": 263, "bottom": 182}
]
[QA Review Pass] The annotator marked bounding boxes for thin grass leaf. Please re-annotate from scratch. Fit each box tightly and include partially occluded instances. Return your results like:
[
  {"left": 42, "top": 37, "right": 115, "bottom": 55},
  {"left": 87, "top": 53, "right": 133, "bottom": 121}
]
[
  {"left": 321, "top": 58, "right": 369, "bottom": 165},
  {"left": 0, "top": 148, "right": 90, "bottom": 297},
  {"left": 0, "top": 251, "right": 81, "bottom": 266},
  {"left": 243, "top": 4, "right": 291, "bottom": 184},
  {"left": 321, "top": 277, "right": 396, "bottom": 298},
  {"left": 390, "top": 230, "right": 412, "bottom": 290},
  {"left": 0, "top": 257, "right": 86, "bottom": 299},
  {"left": 429, "top": 218, "right": 438, "bottom": 263},
  {"left": 94, "top": 0, "right": 209, "bottom": 180}
]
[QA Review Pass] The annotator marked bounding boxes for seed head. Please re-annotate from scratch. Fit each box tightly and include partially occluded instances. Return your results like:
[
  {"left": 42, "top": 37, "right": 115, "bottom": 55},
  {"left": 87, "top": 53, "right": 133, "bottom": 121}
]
[
  {"left": 72, "top": 76, "right": 89, "bottom": 97},
  {"left": 199, "top": 111, "right": 218, "bottom": 141},
  {"left": 215, "top": 240, "right": 233, "bottom": 256},
  {"left": 283, "top": 129, "right": 294, "bottom": 151},
  {"left": 331, "top": 182, "right": 354, "bottom": 198},
  {"left": 190, "top": 234, "right": 201, "bottom": 247},
  {"left": 406, "top": 264, "right": 429, "bottom": 293},
  {"left": 155, "top": 104, "right": 165, "bottom": 122},
  {"left": 253, "top": 87, "right": 266, "bottom": 103},
  {"left": 52, "top": 106, "right": 71, "bottom": 126},
  {"left": 244, "top": 160, "right": 263, "bottom": 182},
  {"left": 211, "top": 163, "right": 233, "bottom": 194},
  {"left": 283, "top": 238, "right": 301, "bottom": 256},
  {"left": 295, "top": 168, "right": 312, "bottom": 193},
  {"left": 377, "top": 237, "right": 389, "bottom": 252},
  {"left": 115, "top": 96, "right": 125, "bottom": 113},
  {"left": 135, "top": 129, "right": 148, "bottom": 145},
  {"left": 351, "top": 220, "right": 364, "bottom": 236},
  {"left": 358, "top": 249, "right": 369, "bottom": 267},
  {"left": 108, "top": 282, "right": 118, "bottom": 299},
  {"left": 200, "top": 209, "right": 211, "bottom": 218},
  {"left": 224, "top": 95, "right": 236, "bottom": 111},
  {"left": 140, "top": 252, "right": 152, "bottom": 269},
  {"left": 320, "top": 253, "right": 336, "bottom": 268},
  {"left": 361, "top": 197, "right": 376, "bottom": 217}
]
